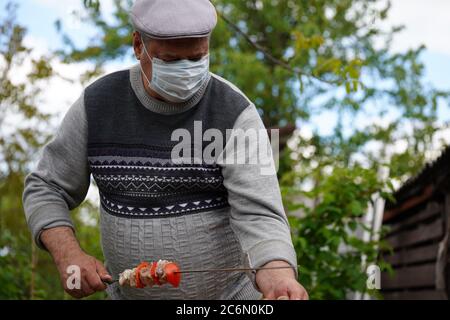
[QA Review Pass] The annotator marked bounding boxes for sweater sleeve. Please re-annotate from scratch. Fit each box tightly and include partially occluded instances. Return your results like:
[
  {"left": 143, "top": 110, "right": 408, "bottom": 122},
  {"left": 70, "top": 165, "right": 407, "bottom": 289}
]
[
  {"left": 22, "top": 92, "right": 90, "bottom": 249},
  {"left": 219, "top": 104, "right": 298, "bottom": 284}
]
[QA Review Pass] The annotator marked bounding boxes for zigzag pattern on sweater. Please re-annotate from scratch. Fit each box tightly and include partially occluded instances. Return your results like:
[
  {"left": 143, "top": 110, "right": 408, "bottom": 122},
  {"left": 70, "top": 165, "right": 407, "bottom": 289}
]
[
  {"left": 93, "top": 174, "right": 223, "bottom": 193},
  {"left": 100, "top": 193, "right": 228, "bottom": 218},
  {"left": 93, "top": 174, "right": 222, "bottom": 183},
  {"left": 89, "top": 150, "right": 229, "bottom": 219},
  {"left": 88, "top": 158, "right": 220, "bottom": 170},
  {"left": 96, "top": 181, "right": 224, "bottom": 193}
]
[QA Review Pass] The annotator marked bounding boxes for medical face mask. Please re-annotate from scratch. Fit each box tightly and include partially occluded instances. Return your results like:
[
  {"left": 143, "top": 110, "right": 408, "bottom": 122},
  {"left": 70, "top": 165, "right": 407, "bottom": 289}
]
[{"left": 140, "top": 40, "right": 210, "bottom": 103}]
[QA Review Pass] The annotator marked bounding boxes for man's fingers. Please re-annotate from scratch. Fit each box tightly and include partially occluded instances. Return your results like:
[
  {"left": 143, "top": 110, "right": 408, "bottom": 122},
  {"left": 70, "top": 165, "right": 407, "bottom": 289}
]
[
  {"left": 262, "top": 292, "right": 276, "bottom": 300},
  {"left": 95, "top": 260, "right": 112, "bottom": 283},
  {"left": 85, "top": 268, "right": 107, "bottom": 292},
  {"left": 282, "top": 281, "right": 309, "bottom": 300},
  {"left": 66, "top": 289, "right": 83, "bottom": 299},
  {"left": 83, "top": 279, "right": 97, "bottom": 296},
  {"left": 287, "top": 286, "right": 303, "bottom": 300},
  {"left": 258, "top": 275, "right": 309, "bottom": 301},
  {"left": 81, "top": 277, "right": 98, "bottom": 295},
  {"left": 288, "top": 285, "right": 309, "bottom": 300},
  {"left": 299, "top": 284, "right": 309, "bottom": 300},
  {"left": 88, "top": 275, "right": 107, "bottom": 292},
  {"left": 65, "top": 278, "right": 95, "bottom": 299},
  {"left": 301, "top": 290, "right": 309, "bottom": 300}
]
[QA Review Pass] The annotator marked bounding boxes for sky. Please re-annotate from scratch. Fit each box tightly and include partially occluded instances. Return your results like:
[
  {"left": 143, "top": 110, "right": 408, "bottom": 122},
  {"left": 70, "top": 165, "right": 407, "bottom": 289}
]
[{"left": 9, "top": 0, "right": 450, "bottom": 142}]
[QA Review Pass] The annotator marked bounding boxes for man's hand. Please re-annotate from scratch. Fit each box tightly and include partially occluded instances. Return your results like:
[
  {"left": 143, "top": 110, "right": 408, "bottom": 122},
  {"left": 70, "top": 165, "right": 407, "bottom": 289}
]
[
  {"left": 41, "top": 227, "right": 112, "bottom": 299},
  {"left": 255, "top": 260, "right": 308, "bottom": 300}
]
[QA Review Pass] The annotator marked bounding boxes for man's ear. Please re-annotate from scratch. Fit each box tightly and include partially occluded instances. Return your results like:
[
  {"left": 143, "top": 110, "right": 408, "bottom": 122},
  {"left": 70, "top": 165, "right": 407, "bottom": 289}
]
[{"left": 132, "top": 31, "right": 142, "bottom": 60}]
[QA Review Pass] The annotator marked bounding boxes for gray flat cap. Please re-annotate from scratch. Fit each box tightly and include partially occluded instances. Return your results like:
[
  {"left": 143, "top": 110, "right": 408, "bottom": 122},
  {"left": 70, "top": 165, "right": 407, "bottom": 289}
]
[{"left": 130, "top": 0, "right": 217, "bottom": 39}]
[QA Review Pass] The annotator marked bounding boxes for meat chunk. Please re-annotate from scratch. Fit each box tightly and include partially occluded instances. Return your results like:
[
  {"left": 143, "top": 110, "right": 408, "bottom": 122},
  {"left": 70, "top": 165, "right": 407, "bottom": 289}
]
[{"left": 118, "top": 260, "right": 180, "bottom": 288}]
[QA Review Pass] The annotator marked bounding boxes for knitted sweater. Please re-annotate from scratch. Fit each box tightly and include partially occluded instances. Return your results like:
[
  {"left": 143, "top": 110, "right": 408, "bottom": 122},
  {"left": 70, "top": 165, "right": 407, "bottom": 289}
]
[{"left": 22, "top": 64, "right": 298, "bottom": 299}]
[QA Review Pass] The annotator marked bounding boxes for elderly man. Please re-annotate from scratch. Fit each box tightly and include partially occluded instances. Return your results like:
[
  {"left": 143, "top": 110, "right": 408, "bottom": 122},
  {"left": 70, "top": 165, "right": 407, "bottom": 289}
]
[{"left": 22, "top": 0, "right": 308, "bottom": 300}]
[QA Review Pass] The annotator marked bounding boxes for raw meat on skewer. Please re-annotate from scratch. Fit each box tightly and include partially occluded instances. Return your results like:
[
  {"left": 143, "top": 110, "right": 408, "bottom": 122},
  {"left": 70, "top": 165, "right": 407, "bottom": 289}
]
[{"left": 118, "top": 260, "right": 181, "bottom": 288}]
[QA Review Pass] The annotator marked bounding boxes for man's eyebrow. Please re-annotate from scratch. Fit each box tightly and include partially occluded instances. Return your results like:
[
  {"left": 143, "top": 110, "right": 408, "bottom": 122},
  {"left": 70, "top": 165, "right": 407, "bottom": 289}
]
[
  {"left": 160, "top": 52, "right": 178, "bottom": 60},
  {"left": 159, "top": 51, "right": 206, "bottom": 61}
]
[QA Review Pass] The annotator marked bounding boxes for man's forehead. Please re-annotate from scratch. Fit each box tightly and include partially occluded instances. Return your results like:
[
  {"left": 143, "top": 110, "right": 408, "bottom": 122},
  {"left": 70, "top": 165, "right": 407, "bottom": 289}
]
[
  {"left": 152, "top": 37, "right": 209, "bottom": 49},
  {"left": 148, "top": 37, "right": 209, "bottom": 59}
]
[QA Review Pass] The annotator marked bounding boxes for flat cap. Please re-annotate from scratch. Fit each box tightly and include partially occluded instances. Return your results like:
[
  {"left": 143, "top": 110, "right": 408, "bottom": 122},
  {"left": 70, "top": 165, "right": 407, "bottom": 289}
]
[{"left": 130, "top": 0, "right": 217, "bottom": 39}]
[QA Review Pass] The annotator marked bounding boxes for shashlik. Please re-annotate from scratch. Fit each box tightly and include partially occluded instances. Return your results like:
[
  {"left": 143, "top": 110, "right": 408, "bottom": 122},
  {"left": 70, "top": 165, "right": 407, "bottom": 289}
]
[{"left": 118, "top": 260, "right": 181, "bottom": 288}]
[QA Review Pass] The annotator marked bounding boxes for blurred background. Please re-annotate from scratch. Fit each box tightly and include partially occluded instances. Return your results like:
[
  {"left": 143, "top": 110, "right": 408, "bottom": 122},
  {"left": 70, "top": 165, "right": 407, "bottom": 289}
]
[{"left": 1, "top": 0, "right": 449, "bottom": 299}]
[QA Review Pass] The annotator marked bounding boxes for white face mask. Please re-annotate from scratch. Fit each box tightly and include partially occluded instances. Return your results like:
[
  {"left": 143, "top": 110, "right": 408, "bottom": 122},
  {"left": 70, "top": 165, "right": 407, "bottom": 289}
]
[{"left": 140, "top": 39, "right": 210, "bottom": 103}]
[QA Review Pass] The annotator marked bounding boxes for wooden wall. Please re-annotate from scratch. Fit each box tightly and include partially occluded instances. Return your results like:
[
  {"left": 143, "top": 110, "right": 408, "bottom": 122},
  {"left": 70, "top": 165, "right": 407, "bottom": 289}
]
[{"left": 381, "top": 195, "right": 449, "bottom": 300}]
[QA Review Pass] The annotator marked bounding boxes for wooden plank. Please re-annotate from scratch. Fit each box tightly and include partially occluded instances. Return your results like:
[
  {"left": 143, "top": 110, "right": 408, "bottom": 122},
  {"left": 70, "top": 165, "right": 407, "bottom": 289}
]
[
  {"left": 384, "top": 243, "right": 439, "bottom": 266},
  {"left": 381, "top": 263, "right": 436, "bottom": 289},
  {"left": 386, "top": 218, "right": 443, "bottom": 249},
  {"left": 383, "top": 185, "right": 434, "bottom": 223},
  {"left": 435, "top": 193, "right": 450, "bottom": 290},
  {"left": 383, "top": 290, "right": 447, "bottom": 300},
  {"left": 387, "top": 201, "right": 441, "bottom": 235}
]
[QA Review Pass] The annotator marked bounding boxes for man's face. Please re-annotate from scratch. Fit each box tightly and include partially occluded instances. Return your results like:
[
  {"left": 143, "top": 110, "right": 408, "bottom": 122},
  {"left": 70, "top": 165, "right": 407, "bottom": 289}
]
[{"left": 133, "top": 31, "right": 209, "bottom": 100}]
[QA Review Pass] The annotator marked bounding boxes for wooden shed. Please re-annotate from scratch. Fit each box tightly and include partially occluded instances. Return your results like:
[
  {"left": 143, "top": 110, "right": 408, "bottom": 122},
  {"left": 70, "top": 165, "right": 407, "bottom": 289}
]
[{"left": 381, "top": 147, "right": 450, "bottom": 300}]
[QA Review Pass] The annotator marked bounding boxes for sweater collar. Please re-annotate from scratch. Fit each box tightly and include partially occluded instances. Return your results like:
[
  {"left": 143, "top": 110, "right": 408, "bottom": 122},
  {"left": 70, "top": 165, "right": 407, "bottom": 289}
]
[{"left": 129, "top": 63, "right": 211, "bottom": 115}]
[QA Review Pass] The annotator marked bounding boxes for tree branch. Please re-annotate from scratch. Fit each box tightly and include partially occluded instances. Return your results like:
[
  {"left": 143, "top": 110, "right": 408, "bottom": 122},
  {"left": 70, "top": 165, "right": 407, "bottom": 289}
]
[{"left": 216, "top": 11, "right": 341, "bottom": 85}]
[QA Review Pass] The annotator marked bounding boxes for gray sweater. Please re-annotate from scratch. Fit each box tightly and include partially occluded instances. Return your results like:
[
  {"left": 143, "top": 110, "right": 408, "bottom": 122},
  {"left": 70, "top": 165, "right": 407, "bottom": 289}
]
[{"left": 22, "top": 64, "right": 298, "bottom": 300}]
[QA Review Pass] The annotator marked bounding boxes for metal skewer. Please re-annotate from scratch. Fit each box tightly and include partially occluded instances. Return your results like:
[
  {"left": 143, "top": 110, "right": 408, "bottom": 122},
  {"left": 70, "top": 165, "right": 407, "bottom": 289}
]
[
  {"left": 173, "top": 265, "right": 299, "bottom": 274},
  {"left": 105, "top": 265, "right": 299, "bottom": 284},
  {"left": 104, "top": 279, "right": 119, "bottom": 284}
]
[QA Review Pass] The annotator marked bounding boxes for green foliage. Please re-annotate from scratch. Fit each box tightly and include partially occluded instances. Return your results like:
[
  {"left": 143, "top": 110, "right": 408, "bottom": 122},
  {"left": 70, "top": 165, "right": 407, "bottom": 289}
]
[
  {"left": 280, "top": 128, "right": 397, "bottom": 298},
  {"left": 0, "top": 1, "right": 107, "bottom": 300},
  {"left": 0, "top": 230, "right": 31, "bottom": 299},
  {"left": 283, "top": 163, "right": 392, "bottom": 299}
]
